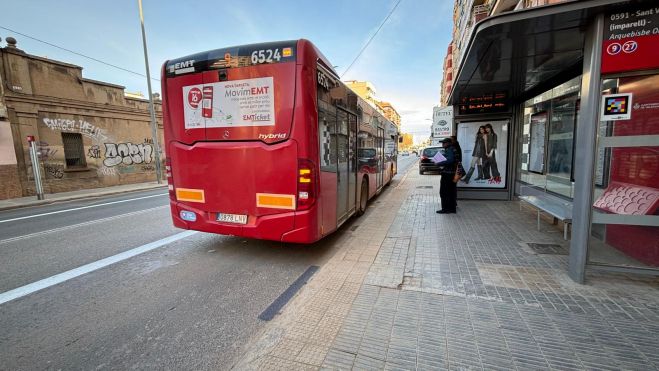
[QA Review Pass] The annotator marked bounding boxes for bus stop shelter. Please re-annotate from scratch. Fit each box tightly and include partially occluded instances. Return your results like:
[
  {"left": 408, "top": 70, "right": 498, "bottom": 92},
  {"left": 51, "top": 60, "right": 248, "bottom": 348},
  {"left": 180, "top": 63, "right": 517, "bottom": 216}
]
[{"left": 448, "top": 0, "right": 659, "bottom": 282}]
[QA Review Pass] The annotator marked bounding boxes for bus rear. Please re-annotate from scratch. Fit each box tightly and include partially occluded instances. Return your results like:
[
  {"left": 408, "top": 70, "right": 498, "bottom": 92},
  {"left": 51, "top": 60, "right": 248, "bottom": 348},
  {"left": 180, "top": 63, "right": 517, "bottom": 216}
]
[{"left": 161, "top": 40, "right": 319, "bottom": 242}]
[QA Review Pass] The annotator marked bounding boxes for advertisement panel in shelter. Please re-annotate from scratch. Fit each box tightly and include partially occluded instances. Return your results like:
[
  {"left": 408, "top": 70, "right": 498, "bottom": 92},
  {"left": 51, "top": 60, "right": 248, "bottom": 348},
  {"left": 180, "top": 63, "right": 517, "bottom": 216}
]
[{"left": 456, "top": 120, "right": 508, "bottom": 188}]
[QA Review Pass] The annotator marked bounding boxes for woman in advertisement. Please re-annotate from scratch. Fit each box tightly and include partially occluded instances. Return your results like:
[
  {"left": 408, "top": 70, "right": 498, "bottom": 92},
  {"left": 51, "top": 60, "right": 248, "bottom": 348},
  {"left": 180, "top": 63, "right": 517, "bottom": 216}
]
[
  {"left": 461, "top": 126, "right": 486, "bottom": 184},
  {"left": 484, "top": 123, "right": 501, "bottom": 183}
]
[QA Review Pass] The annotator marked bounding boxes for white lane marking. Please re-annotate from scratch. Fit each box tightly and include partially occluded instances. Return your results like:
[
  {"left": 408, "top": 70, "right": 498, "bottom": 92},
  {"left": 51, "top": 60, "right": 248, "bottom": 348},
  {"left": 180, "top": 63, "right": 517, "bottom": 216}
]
[
  {"left": 0, "top": 230, "right": 197, "bottom": 306},
  {"left": 0, "top": 193, "right": 167, "bottom": 224},
  {"left": 0, "top": 206, "right": 169, "bottom": 245}
]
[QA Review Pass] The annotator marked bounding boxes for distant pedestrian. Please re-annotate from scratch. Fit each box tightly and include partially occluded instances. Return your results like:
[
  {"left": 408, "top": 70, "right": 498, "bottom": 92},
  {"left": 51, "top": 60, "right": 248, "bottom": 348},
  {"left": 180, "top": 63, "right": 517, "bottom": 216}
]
[
  {"left": 450, "top": 135, "right": 463, "bottom": 209},
  {"left": 435, "top": 138, "right": 458, "bottom": 214}
]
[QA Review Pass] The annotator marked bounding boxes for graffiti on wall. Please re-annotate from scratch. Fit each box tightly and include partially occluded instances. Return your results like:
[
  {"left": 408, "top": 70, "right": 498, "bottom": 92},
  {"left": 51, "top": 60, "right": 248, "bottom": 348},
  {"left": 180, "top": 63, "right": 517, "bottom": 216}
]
[
  {"left": 36, "top": 141, "right": 58, "bottom": 161},
  {"left": 44, "top": 163, "right": 64, "bottom": 179},
  {"left": 42, "top": 118, "right": 109, "bottom": 142},
  {"left": 98, "top": 166, "right": 117, "bottom": 176},
  {"left": 36, "top": 141, "right": 57, "bottom": 161},
  {"left": 103, "top": 142, "right": 154, "bottom": 167},
  {"left": 87, "top": 145, "right": 101, "bottom": 159},
  {"left": 39, "top": 117, "right": 158, "bottom": 176}
]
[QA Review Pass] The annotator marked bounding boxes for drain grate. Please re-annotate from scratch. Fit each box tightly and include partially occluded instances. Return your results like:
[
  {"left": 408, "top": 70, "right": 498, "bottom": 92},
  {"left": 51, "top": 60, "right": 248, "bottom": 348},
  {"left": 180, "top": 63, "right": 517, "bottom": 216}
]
[
  {"left": 526, "top": 243, "right": 568, "bottom": 255},
  {"left": 416, "top": 186, "right": 434, "bottom": 189}
]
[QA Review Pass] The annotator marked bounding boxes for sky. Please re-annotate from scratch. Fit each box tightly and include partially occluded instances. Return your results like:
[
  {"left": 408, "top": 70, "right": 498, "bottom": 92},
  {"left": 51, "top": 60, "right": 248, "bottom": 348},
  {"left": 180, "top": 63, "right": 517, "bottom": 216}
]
[{"left": 1, "top": 0, "right": 453, "bottom": 140}]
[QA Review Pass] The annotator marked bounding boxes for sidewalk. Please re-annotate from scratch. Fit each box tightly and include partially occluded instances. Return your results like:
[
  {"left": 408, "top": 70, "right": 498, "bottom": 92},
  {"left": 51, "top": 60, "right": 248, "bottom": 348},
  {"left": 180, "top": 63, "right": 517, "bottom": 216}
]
[
  {"left": 235, "top": 168, "right": 659, "bottom": 370},
  {"left": 0, "top": 181, "right": 167, "bottom": 211}
]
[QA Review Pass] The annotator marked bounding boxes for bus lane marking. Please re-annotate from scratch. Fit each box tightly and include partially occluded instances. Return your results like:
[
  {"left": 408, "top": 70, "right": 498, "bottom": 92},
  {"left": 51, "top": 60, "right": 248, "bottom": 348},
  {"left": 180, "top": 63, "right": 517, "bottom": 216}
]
[
  {"left": 0, "top": 206, "right": 168, "bottom": 245},
  {"left": 0, "top": 230, "right": 197, "bottom": 306},
  {"left": 258, "top": 265, "right": 320, "bottom": 321},
  {"left": 0, "top": 193, "right": 167, "bottom": 224}
]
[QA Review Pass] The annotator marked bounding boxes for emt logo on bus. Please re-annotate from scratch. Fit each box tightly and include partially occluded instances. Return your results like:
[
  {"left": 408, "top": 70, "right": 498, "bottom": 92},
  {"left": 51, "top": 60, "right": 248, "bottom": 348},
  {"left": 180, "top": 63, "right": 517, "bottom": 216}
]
[{"left": 169, "top": 59, "right": 195, "bottom": 75}]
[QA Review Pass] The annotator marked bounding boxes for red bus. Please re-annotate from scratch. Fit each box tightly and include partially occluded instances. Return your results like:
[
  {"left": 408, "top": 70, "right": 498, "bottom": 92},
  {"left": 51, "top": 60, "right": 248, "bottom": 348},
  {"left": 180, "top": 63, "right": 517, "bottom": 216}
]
[{"left": 161, "top": 39, "right": 398, "bottom": 243}]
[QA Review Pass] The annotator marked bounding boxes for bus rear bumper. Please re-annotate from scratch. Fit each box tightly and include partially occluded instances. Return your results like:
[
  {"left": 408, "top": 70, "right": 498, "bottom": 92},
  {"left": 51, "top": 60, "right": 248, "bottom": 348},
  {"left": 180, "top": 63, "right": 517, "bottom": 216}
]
[{"left": 170, "top": 201, "right": 320, "bottom": 243}]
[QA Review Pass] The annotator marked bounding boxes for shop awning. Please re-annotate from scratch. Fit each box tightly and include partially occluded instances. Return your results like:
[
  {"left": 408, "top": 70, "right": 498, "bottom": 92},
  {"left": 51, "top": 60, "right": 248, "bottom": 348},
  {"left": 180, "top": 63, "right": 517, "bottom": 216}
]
[{"left": 448, "top": 0, "right": 632, "bottom": 109}]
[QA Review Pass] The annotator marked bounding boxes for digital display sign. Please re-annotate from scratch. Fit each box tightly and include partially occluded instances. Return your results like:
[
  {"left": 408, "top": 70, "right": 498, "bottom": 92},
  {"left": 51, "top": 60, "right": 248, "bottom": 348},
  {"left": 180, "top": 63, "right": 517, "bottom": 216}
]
[{"left": 458, "top": 92, "right": 509, "bottom": 115}]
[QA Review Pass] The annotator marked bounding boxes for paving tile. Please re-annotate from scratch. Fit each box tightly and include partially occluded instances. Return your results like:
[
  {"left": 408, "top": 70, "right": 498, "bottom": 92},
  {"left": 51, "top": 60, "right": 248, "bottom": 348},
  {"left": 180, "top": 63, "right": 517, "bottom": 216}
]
[
  {"left": 239, "top": 174, "right": 659, "bottom": 371},
  {"left": 322, "top": 348, "right": 356, "bottom": 369},
  {"left": 259, "top": 355, "right": 317, "bottom": 371},
  {"left": 295, "top": 344, "right": 330, "bottom": 367},
  {"left": 353, "top": 353, "right": 386, "bottom": 370}
]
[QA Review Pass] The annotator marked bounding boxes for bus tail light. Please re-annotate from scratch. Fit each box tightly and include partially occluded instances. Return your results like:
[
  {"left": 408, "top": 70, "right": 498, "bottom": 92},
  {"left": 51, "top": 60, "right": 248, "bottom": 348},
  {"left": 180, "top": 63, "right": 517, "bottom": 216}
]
[
  {"left": 165, "top": 157, "right": 175, "bottom": 199},
  {"left": 297, "top": 159, "right": 317, "bottom": 210}
]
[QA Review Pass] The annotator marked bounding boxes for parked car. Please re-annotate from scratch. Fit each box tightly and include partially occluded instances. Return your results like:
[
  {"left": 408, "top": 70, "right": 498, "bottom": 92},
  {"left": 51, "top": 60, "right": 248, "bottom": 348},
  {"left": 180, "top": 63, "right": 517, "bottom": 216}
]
[
  {"left": 358, "top": 147, "right": 378, "bottom": 173},
  {"left": 419, "top": 146, "right": 445, "bottom": 174},
  {"left": 401, "top": 151, "right": 409, "bottom": 156}
]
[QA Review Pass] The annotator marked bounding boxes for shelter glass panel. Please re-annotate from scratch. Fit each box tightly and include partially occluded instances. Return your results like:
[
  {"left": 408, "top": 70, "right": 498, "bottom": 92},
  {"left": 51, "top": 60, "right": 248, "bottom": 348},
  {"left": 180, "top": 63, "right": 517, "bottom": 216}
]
[{"left": 588, "top": 74, "right": 659, "bottom": 271}]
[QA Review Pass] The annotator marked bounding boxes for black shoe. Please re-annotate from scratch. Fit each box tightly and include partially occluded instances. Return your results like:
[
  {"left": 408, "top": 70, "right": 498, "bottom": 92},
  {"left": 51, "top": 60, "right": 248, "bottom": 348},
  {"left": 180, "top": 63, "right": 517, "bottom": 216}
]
[{"left": 436, "top": 209, "right": 456, "bottom": 214}]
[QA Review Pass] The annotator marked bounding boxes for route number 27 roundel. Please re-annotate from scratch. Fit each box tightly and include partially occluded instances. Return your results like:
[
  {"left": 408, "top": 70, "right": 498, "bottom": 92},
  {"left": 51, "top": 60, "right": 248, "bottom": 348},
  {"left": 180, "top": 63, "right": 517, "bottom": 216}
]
[{"left": 188, "top": 87, "right": 202, "bottom": 109}]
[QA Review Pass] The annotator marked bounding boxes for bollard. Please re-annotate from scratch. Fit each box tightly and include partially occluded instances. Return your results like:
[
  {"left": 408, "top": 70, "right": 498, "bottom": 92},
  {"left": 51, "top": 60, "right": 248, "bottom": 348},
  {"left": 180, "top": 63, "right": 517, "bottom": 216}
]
[{"left": 27, "top": 136, "right": 45, "bottom": 200}]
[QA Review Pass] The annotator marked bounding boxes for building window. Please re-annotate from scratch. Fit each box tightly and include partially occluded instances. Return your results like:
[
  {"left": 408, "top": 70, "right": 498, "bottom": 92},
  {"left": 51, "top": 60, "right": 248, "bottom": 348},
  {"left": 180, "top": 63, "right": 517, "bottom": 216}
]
[{"left": 62, "top": 133, "right": 86, "bottom": 168}]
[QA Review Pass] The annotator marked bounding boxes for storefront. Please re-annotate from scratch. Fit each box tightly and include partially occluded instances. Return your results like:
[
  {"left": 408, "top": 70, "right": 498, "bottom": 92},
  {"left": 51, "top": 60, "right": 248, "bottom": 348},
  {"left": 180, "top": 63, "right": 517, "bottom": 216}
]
[{"left": 450, "top": 0, "right": 659, "bottom": 282}]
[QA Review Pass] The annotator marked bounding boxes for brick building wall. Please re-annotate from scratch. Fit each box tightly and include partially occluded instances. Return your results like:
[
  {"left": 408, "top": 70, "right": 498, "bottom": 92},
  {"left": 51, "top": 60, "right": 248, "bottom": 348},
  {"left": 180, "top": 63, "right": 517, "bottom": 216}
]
[{"left": 0, "top": 40, "right": 164, "bottom": 200}]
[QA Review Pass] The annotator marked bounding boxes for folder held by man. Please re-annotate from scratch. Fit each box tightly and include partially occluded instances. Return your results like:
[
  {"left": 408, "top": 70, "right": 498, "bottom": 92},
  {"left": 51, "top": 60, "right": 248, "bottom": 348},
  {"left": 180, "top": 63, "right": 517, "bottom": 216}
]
[{"left": 432, "top": 151, "right": 447, "bottom": 163}]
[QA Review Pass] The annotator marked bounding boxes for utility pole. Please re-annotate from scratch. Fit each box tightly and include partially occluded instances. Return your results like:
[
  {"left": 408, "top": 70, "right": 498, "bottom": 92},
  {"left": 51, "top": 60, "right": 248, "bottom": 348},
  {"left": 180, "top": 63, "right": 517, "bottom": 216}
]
[{"left": 138, "top": 0, "right": 163, "bottom": 184}]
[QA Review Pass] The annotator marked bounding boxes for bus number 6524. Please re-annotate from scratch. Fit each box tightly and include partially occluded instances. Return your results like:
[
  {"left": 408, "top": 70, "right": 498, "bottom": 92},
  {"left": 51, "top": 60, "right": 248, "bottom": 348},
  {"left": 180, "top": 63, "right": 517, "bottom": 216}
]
[{"left": 251, "top": 49, "right": 282, "bottom": 64}]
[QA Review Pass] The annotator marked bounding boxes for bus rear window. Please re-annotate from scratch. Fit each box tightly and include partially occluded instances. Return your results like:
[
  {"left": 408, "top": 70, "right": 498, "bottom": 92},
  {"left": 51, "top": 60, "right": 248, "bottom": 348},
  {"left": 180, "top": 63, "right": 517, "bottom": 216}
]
[
  {"left": 422, "top": 147, "right": 443, "bottom": 157},
  {"left": 165, "top": 41, "right": 297, "bottom": 78}
]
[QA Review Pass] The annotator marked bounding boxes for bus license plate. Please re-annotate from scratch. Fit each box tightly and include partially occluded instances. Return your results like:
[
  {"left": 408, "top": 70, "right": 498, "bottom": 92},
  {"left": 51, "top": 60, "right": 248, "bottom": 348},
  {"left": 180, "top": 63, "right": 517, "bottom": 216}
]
[{"left": 216, "top": 213, "right": 247, "bottom": 225}]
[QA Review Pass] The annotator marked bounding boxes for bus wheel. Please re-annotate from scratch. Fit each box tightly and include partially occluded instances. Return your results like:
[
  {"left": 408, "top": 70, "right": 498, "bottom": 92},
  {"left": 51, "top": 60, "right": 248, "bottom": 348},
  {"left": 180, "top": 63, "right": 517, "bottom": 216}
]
[{"left": 357, "top": 180, "right": 368, "bottom": 216}]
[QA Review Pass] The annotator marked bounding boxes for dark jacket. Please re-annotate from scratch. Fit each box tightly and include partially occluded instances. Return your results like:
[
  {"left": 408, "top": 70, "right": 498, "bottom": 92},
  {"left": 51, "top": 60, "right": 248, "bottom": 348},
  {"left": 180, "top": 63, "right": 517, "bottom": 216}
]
[
  {"left": 473, "top": 134, "right": 485, "bottom": 158},
  {"left": 454, "top": 141, "right": 463, "bottom": 162},
  {"left": 486, "top": 132, "right": 497, "bottom": 154},
  {"left": 436, "top": 145, "right": 457, "bottom": 175}
]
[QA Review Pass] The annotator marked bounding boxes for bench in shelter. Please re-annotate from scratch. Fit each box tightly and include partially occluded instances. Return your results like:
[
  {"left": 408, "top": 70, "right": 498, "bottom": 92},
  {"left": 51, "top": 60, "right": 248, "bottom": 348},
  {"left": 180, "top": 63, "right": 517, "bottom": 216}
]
[{"left": 519, "top": 193, "right": 573, "bottom": 240}]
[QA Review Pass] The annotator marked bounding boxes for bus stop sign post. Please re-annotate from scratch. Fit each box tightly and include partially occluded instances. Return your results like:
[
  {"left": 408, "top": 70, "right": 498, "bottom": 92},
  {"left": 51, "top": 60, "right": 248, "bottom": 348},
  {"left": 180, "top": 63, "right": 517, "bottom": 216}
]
[{"left": 27, "top": 135, "right": 45, "bottom": 200}]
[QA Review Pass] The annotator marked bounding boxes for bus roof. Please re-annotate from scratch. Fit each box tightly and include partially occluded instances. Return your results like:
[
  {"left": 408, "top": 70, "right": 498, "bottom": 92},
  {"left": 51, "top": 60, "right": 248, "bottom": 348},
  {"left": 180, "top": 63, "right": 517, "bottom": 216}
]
[{"left": 164, "top": 39, "right": 336, "bottom": 78}]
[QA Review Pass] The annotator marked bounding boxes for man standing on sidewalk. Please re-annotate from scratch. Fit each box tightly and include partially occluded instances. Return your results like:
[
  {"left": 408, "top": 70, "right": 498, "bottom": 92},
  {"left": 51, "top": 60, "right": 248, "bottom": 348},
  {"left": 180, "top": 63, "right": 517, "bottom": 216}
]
[{"left": 435, "top": 138, "right": 458, "bottom": 214}]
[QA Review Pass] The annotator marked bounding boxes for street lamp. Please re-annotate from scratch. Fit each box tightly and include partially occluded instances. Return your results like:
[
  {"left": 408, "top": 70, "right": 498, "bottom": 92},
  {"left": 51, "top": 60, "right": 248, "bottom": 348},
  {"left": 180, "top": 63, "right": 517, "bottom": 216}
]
[{"left": 138, "top": 0, "right": 163, "bottom": 184}]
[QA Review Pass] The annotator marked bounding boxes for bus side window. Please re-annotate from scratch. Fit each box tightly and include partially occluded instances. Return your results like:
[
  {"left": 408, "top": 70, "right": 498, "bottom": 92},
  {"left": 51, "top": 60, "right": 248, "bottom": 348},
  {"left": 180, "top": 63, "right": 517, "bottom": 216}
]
[{"left": 319, "top": 100, "right": 338, "bottom": 172}]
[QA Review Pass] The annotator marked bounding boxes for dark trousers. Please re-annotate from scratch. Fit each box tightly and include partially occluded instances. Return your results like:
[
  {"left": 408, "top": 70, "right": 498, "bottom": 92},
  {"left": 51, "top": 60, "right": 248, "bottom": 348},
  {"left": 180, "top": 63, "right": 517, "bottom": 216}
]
[
  {"left": 440, "top": 173, "right": 457, "bottom": 212},
  {"left": 484, "top": 152, "right": 500, "bottom": 178}
]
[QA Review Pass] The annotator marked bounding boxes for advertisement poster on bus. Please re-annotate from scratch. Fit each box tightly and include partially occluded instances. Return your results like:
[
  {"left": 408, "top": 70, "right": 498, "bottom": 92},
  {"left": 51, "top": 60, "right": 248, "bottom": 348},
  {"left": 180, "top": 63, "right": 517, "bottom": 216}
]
[
  {"left": 182, "top": 77, "right": 275, "bottom": 129},
  {"left": 456, "top": 120, "right": 508, "bottom": 188}
]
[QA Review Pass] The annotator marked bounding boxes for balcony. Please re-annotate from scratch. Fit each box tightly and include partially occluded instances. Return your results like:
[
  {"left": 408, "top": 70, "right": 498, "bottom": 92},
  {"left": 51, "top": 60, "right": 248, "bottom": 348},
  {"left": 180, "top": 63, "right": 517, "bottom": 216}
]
[{"left": 473, "top": 3, "right": 491, "bottom": 23}]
